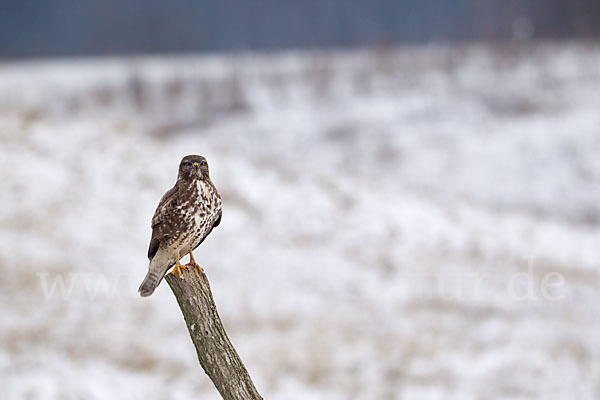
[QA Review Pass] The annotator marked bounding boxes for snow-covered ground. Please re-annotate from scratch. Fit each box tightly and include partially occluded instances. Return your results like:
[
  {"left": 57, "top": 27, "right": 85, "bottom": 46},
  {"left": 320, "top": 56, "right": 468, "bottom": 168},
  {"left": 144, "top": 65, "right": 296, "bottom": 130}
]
[{"left": 1, "top": 42, "right": 599, "bottom": 399}]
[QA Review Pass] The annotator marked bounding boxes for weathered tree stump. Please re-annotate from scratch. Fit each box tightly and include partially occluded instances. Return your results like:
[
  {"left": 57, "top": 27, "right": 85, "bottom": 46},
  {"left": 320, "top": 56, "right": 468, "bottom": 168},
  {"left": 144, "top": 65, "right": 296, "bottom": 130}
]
[{"left": 165, "top": 268, "right": 263, "bottom": 400}]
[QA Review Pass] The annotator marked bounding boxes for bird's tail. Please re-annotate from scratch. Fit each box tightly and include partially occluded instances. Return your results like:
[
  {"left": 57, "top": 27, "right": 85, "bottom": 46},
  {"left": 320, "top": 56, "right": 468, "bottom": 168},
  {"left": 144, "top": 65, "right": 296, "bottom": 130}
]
[{"left": 138, "top": 260, "right": 165, "bottom": 297}]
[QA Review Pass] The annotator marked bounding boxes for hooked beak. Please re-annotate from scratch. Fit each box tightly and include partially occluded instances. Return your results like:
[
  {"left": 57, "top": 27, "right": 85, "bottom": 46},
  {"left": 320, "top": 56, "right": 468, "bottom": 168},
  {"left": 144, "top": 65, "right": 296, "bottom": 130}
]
[{"left": 193, "top": 162, "right": 199, "bottom": 170}]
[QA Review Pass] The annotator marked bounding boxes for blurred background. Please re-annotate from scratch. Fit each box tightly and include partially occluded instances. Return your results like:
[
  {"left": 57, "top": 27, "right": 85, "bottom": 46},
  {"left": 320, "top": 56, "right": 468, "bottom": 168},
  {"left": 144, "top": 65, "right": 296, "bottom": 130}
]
[{"left": 1, "top": 1, "right": 599, "bottom": 399}]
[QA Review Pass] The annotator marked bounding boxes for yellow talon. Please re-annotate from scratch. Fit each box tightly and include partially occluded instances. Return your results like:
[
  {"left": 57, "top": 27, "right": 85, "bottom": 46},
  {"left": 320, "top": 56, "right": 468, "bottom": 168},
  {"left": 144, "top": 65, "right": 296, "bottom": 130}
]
[
  {"left": 188, "top": 251, "right": 197, "bottom": 266},
  {"left": 186, "top": 251, "right": 203, "bottom": 273},
  {"left": 171, "top": 254, "right": 186, "bottom": 278}
]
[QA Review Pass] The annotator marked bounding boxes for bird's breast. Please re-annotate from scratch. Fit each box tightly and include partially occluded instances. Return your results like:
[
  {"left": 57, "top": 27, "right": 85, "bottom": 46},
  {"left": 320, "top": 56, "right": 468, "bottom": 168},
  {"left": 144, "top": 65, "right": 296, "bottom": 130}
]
[{"left": 191, "top": 180, "right": 220, "bottom": 224}]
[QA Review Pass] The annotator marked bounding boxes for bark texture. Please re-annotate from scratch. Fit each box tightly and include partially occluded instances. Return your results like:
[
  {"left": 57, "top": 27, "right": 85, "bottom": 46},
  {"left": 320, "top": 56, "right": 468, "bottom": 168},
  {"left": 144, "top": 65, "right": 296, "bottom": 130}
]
[{"left": 165, "top": 268, "right": 263, "bottom": 400}]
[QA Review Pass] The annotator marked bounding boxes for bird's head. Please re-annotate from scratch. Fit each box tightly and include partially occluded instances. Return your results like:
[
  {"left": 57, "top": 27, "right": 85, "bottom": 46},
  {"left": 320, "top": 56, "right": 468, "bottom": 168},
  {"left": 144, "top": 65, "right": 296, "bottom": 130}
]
[{"left": 178, "top": 155, "right": 210, "bottom": 181}]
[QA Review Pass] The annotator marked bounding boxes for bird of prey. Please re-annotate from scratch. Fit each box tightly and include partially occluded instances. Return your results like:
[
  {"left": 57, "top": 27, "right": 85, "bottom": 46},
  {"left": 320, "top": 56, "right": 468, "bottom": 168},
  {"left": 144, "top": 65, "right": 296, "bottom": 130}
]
[{"left": 138, "top": 155, "right": 222, "bottom": 297}]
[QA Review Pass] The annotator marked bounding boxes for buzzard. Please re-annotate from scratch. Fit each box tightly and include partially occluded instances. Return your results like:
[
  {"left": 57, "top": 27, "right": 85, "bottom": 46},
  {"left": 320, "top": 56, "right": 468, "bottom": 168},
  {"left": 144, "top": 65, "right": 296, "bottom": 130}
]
[{"left": 138, "top": 155, "right": 222, "bottom": 297}]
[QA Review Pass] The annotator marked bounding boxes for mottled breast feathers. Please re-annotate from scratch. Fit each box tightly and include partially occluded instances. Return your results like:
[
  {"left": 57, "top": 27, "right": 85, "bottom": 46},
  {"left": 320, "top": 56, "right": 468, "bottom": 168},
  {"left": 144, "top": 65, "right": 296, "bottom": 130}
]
[{"left": 147, "top": 172, "right": 221, "bottom": 261}]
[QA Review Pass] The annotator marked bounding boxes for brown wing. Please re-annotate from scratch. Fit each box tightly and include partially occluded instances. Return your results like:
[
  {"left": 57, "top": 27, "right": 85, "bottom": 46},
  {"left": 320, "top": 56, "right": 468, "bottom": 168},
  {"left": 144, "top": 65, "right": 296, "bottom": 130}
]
[
  {"left": 213, "top": 210, "right": 222, "bottom": 228},
  {"left": 147, "top": 184, "right": 185, "bottom": 259},
  {"left": 147, "top": 237, "right": 160, "bottom": 259}
]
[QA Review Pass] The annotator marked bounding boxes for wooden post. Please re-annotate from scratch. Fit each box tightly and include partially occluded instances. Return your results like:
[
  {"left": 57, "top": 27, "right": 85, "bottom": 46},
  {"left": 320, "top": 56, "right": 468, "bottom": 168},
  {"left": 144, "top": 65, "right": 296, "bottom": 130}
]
[{"left": 165, "top": 268, "right": 263, "bottom": 400}]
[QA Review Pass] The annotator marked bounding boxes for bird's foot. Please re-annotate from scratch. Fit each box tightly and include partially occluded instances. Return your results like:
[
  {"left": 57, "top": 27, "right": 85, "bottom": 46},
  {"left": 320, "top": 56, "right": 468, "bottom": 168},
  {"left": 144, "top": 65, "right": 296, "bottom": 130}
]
[
  {"left": 185, "top": 261, "right": 203, "bottom": 274},
  {"left": 171, "top": 262, "right": 187, "bottom": 279},
  {"left": 186, "top": 251, "right": 203, "bottom": 274}
]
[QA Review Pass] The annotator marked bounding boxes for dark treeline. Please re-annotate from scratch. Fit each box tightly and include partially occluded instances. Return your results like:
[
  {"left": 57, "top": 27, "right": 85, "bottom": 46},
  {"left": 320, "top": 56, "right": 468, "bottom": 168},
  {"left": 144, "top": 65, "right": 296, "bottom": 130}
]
[{"left": 1, "top": 0, "right": 599, "bottom": 58}]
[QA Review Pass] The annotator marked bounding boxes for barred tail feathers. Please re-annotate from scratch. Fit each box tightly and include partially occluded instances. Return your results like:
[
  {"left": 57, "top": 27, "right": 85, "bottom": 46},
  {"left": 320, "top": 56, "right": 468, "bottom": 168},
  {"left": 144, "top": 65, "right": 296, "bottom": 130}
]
[{"left": 138, "top": 259, "right": 166, "bottom": 297}]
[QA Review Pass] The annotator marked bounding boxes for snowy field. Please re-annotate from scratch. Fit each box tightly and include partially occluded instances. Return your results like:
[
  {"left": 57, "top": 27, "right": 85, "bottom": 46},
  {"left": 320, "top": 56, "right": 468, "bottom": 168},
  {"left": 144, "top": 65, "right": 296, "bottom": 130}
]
[{"left": 1, "top": 42, "right": 599, "bottom": 399}]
